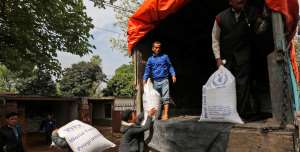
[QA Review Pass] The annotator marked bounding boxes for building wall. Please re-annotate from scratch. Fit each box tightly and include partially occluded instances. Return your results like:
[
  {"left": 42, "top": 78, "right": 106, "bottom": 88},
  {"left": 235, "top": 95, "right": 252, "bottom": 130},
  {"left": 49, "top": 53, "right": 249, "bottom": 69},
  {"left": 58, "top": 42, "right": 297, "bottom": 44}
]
[
  {"left": 0, "top": 101, "right": 5, "bottom": 126},
  {"left": 112, "top": 111, "right": 122, "bottom": 133},
  {"left": 112, "top": 97, "right": 135, "bottom": 133},
  {"left": 114, "top": 98, "right": 134, "bottom": 111},
  {"left": 15, "top": 101, "right": 79, "bottom": 133},
  {"left": 91, "top": 101, "right": 113, "bottom": 126}
]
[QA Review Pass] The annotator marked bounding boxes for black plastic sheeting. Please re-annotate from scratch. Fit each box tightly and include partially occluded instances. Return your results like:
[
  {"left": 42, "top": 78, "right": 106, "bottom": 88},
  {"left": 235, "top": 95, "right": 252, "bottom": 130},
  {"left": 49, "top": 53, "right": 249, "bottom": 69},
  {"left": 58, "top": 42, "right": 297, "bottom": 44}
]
[{"left": 145, "top": 117, "right": 233, "bottom": 152}]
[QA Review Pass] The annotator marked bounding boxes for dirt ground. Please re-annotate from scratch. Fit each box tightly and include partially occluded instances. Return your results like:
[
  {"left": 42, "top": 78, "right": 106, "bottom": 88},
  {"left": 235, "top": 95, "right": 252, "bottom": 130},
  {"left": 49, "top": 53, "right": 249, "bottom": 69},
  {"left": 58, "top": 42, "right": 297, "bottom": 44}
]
[{"left": 24, "top": 126, "right": 121, "bottom": 152}]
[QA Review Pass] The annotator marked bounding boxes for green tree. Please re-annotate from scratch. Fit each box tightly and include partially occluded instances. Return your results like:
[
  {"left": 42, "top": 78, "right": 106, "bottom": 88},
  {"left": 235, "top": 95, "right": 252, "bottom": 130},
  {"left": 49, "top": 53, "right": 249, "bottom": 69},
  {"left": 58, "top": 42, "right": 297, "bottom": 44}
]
[
  {"left": 59, "top": 56, "right": 106, "bottom": 97},
  {"left": 92, "top": 0, "right": 141, "bottom": 54},
  {"left": 90, "top": 0, "right": 118, "bottom": 8},
  {"left": 0, "top": 0, "right": 95, "bottom": 76},
  {"left": 90, "top": 55, "right": 102, "bottom": 66},
  {"left": 16, "top": 68, "right": 57, "bottom": 96},
  {"left": 109, "top": 0, "right": 141, "bottom": 54},
  {"left": 0, "top": 65, "right": 17, "bottom": 93},
  {"left": 103, "top": 63, "right": 134, "bottom": 97}
]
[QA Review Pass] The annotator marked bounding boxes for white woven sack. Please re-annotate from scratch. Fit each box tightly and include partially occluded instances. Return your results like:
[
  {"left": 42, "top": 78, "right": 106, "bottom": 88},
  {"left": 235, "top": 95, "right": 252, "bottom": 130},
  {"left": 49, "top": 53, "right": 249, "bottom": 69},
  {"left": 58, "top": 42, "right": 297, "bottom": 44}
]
[
  {"left": 199, "top": 65, "right": 243, "bottom": 124},
  {"left": 57, "top": 120, "right": 115, "bottom": 152},
  {"left": 141, "top": 79, "right": 161, "bottom": 125}
]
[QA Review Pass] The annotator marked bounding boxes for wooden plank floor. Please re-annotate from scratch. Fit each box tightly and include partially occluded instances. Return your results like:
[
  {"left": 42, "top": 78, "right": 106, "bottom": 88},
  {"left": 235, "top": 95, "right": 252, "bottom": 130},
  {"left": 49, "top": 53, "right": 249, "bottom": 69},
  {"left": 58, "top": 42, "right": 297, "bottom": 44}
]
[{"left": 228, "top": 119, "right": 296, "bottom": 152}]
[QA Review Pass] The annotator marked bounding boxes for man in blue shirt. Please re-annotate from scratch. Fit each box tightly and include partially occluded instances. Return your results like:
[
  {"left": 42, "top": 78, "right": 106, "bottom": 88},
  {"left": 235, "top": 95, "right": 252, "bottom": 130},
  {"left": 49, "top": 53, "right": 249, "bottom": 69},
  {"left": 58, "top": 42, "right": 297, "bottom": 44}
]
[{"left": 143, "top": 41, "right": 176, "bottom": 120}]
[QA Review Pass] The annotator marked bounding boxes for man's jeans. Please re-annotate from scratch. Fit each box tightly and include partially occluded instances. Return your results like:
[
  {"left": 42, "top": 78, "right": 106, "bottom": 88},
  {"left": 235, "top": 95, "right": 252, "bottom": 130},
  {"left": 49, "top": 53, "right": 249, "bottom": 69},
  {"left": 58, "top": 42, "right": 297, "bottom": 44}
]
[
  {"left": 153, "top": 79, "right": 170, "bottom": 119},
  {"left": 153, "top": 79, "right": 170, "bottom": 104}
]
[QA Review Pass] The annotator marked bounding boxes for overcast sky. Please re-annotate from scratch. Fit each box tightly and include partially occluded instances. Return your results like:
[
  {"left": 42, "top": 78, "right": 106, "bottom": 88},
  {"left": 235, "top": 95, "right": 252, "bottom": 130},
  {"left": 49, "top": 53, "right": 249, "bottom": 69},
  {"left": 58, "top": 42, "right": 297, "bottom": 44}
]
[{"left": 56, "top": 0, "right": 130, "bottom": 78}]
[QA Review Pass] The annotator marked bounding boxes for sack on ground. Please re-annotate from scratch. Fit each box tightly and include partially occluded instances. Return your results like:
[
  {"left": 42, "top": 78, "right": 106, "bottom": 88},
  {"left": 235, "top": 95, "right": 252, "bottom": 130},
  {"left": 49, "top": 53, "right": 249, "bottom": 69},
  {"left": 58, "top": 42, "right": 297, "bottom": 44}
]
[
  {"left": 199, "top": 65, "right": 243, "bottom": 124},
  {"left": 142, "top": 79, "right": 161, "bottom": 125},
  {"left": 56, "top": 120, "right": 115, "bottom": 152}
]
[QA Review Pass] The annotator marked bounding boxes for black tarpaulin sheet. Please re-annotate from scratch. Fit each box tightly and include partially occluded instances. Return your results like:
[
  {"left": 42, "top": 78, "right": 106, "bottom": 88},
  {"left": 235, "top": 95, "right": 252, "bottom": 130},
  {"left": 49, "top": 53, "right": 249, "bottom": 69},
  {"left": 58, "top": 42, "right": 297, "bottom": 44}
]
[{"left": 145, "top": 117, "right": 233, "bottom": 152}]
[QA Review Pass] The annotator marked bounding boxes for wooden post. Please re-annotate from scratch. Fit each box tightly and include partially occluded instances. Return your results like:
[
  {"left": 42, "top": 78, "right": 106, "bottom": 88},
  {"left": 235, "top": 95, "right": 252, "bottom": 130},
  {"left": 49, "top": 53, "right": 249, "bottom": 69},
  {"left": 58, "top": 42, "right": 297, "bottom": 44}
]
[
  {"left": 134, "top": 49, "right": 143, "bottom": 114},
  {"left": 0, "top": 97, "right": 5, "bottom": 126},
  {"left": 268, "top": 12, "right": 294, "bottom": 125},
  {"left": 79, "top": 97, "right": 92, "bottom": 124}
]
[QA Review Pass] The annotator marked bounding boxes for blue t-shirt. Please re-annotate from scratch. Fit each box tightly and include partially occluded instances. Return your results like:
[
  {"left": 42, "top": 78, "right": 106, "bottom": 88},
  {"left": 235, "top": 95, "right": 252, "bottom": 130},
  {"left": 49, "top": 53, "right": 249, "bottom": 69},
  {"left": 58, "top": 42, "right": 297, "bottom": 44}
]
[{"left": 143, "top": 53, "right": 175, "bottom": 81}]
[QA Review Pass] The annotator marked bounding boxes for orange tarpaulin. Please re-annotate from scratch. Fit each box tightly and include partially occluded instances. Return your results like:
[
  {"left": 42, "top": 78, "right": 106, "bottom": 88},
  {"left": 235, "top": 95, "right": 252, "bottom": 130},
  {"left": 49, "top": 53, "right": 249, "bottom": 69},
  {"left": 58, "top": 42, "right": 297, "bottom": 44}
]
[
  {"left": 266, "top": 0, "right": 299, "bottom": 81},
  {"left": 128, "top": 0, "right": 299, "bottom": 80},
  {"left": 127, "top": 0, "right": 190, "bottom": 53},
  {"left": 291, "top": 40, "right": 299, "bottom": 81}
]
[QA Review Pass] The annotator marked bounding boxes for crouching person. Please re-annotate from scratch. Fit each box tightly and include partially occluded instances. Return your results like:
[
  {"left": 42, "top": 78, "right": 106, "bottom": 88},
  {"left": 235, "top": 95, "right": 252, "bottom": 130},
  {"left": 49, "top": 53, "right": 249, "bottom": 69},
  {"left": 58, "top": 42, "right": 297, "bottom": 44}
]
[
  {"left": 50, "top": 129, "right": 71, "bottom": 152},
  {"left": 120, "top": 108, "right": 156, "bottom": 152}
]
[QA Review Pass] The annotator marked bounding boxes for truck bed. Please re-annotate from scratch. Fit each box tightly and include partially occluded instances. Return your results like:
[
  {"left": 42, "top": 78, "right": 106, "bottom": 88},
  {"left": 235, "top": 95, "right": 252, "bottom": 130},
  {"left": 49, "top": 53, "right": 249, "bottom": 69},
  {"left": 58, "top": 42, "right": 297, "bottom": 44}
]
[{"left": 147, "top": 116, "right": 297, "bottom": 152}]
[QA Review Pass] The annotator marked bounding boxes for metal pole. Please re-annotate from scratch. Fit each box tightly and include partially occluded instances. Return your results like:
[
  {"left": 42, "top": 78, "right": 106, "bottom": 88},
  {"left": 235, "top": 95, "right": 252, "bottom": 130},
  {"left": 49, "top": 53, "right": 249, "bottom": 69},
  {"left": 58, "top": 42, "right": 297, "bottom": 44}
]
[
  {"left": 134, "top": 49, "right": 142, "bottom": 114},
  {"left": 268, "top": 12, "right": 294, "bottom": 125}
]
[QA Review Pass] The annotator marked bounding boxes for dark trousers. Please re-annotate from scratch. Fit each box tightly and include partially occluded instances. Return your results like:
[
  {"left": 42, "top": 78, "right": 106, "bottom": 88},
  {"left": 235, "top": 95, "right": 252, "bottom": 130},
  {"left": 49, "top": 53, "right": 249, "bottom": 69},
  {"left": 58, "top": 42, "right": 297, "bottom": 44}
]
[
  {"left": 225, "top": 58, "right": 251, "bottom": 117},
  {"left": 45, "top": 131, "right": 52, "bottom": 144}
]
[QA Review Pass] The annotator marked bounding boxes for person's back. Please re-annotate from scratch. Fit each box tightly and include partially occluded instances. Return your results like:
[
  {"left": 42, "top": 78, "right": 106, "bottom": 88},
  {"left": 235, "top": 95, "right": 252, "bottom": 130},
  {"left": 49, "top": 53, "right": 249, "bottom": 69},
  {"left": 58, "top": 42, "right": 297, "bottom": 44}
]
[
  {"left": 120, "top": 123, "right": 145, "bottom": 152},
  {"left": 119, "top": 109, "right": 156, "bottom": 152}
]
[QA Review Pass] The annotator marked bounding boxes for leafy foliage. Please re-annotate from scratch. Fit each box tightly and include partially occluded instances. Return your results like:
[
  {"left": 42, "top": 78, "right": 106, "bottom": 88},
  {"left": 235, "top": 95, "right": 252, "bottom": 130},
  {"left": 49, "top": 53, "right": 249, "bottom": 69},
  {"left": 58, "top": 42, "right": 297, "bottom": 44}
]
[
  {"left": 0, "top": 0, "right": 95, "bottom": 76},
  {"left": 59, "top": 55, "right": 106, "bottom": 97},
  {"left": 109, "top": 0, "right": 141, "bottom": 54},
  {"left": 90, "top": 55, "right": 102, "bottom": 65},
  {"left": 0, "top": 65, "right": 17, "bottom": 93},
  {"left": 90, "top": 0, "right": 118, "bottom": 8},
  {"left": 16, "top": 68, "right": 57, "bottom": 96},
  {"left": 91, "top": 0, "right": 141, "bottom": 54},
  {"left": 103, "top": 63, "right": 134, "bottom": 97}
]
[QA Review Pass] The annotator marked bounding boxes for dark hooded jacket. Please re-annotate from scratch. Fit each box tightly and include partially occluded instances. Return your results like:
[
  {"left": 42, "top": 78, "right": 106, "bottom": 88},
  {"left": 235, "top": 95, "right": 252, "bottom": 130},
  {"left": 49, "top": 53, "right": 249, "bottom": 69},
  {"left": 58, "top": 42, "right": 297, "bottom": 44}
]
[
  {"left": 119, "top": 113, "right": 152, "bottom": 152},
  {"left": 0, "top": 125, "right": 24, "bottom": 152}
]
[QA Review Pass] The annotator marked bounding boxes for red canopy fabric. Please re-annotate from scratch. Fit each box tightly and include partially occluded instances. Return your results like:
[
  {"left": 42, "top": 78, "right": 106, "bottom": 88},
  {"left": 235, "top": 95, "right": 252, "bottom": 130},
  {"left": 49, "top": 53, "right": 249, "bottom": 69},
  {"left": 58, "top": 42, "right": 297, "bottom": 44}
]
[
  {"left": 291, "top": 40, "right": 299, "bottom": 81},
  {"left": 127, "top": 0, "right": 190, "bottom": 53},
  {"left": 266, "top": 0, "right": 299, "bottom": 41},
  {"left": 128, "top": 0, "right": 299, "bottom": 80},
  {"left": 266, "top": 0, "right": 299, "bottom": 81}
]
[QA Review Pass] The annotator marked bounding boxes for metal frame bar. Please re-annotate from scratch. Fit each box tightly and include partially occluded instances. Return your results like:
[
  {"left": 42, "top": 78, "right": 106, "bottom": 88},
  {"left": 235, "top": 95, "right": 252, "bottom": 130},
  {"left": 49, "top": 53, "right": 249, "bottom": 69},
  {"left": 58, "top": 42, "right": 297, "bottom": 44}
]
[{"left": 268, "top": 12, "right": 294, "bottom": 125}]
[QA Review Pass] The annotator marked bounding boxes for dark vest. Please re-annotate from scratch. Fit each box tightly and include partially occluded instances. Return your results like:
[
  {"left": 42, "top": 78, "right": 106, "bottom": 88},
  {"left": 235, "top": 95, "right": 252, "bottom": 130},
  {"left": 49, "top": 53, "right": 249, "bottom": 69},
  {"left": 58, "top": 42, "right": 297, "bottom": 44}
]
[{"left": 218, "top": 7, "right": 256, "bottom": 65}]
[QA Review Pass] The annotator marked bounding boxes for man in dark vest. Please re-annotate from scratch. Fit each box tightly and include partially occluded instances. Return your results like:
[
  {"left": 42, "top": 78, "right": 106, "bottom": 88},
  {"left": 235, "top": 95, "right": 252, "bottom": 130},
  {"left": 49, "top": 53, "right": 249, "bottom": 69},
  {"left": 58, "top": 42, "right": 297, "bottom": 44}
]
[
  {"left": 212, "top": 0, "right": 258, "bottom": 118},
  {"left": 0, "top": 112, "right": 24, "bottom": 152}
]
